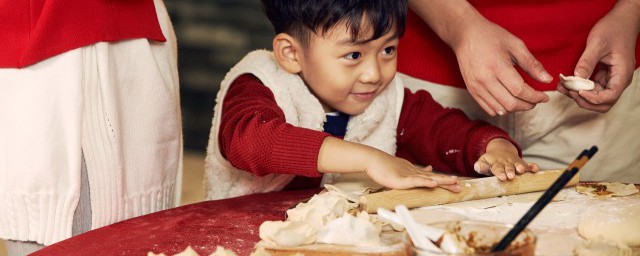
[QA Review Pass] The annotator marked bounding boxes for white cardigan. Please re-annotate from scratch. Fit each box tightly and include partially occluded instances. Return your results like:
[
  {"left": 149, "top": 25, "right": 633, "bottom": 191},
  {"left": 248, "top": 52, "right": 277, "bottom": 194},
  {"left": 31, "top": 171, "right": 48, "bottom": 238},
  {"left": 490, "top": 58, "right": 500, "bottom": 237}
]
[
  {"left": 0, "top": 0, "right": 181, "bottom": 245},
  {"left": 204, "top": 50, "right": 405, "bottom": 200}
]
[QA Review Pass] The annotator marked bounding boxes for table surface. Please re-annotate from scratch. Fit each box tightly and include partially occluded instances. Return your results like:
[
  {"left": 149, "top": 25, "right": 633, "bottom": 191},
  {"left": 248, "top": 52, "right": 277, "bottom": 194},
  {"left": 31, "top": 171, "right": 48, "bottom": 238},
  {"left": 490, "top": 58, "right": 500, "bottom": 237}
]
[
  {"left": 32, "top": 185, "right": 640, "bottom": 256},
  {"left": 32, "top": 189, "right": 321, "bottom": 256}
]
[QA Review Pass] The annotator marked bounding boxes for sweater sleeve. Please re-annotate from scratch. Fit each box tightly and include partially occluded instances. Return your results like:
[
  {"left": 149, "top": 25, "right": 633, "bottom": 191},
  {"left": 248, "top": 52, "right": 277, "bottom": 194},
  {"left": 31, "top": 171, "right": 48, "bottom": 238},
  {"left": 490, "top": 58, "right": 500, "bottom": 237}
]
[
  {"left": 218, "top": 74, "right": 330, "bottom": 177},
  {"left": 395, "top": 88, "right": 521, "bottom": 177}
]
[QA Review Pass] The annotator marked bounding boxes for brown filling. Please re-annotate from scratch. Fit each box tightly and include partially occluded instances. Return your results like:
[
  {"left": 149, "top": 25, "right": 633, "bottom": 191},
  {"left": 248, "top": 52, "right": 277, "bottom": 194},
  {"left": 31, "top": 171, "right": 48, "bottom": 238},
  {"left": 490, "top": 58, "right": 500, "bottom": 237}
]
[{"left": 583, "top": 183, "right": 614, "bottom": 196}]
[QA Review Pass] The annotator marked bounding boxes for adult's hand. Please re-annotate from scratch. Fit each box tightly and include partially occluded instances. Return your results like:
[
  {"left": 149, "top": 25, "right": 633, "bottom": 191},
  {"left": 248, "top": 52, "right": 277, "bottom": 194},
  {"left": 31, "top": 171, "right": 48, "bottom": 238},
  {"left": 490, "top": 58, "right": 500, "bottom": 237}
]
[
  {"left": 408, "top": 0, "right": 552, "bottom": 116},
  {"left": 557, "top": 0, "right": 640, "bottom": 112},
  {"left": 453, "top": 18, "right": 552, "bottom": 116}
]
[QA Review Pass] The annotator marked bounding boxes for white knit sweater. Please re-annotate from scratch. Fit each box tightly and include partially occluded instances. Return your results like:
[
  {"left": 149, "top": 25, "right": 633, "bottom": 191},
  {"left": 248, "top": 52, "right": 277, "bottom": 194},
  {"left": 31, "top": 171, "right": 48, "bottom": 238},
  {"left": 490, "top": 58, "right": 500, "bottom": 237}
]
[{"left": 204, "top": 50, "right": 405, "bottom": 200}]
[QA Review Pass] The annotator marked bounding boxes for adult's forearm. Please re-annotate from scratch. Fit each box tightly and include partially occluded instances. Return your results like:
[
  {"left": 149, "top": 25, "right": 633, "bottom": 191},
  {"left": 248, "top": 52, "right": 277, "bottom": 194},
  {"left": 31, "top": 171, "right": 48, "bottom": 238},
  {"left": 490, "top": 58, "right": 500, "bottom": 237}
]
[
  {"left": 407, "top": 0, "right": 484, "bottom": 49},
  {"left": 613, "top": 0, "right": 640, "bottom": 34}
]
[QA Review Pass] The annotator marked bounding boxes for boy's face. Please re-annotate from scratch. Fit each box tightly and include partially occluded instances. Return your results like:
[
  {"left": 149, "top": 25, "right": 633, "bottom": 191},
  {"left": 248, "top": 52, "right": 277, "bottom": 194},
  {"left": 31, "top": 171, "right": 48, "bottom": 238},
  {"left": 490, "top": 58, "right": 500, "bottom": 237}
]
[{"left": 297, "top": 23, "right": 399, "bottom": 115}]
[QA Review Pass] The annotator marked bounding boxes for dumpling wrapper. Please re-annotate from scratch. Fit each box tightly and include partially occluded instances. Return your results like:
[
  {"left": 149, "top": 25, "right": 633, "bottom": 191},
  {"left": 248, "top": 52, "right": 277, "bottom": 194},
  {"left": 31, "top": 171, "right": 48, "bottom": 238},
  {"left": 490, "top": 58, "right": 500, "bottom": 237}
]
[
  {"left": 576, "top": 182, "right": 638, "bottom": 198},
  {"left": 560, "top": 74, "right": 595, "bottom": 91}
]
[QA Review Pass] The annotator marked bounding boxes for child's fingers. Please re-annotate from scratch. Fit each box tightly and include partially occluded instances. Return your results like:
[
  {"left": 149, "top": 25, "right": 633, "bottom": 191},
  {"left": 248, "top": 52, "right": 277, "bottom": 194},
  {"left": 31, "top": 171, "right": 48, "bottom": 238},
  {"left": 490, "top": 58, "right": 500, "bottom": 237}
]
[
  {"left": 405, "top": 176, "right": 438, "bottom": 189},
  {"left": 528, "top": 162, "right": 540, "bottom": 172},
  {"left": 474, "top": 160, "right": 491, "bottom": 175},
  {"left": 424, "top": 173, "right": 459, "bottom": 185},
  {"left": 504, "top": 164, "right": 516, "bottom": 179},
  {"left": 438, "top": 183, "right": 462, "bottom": 193},
  {"left": 420, "top": 165, "right": 434, "bottom": 173},
  {"left": 514, "top": 162, "right": 527, "bottom": 174},
  {"left": 490, "top": 163, "right": 508, "bottom": 181}
]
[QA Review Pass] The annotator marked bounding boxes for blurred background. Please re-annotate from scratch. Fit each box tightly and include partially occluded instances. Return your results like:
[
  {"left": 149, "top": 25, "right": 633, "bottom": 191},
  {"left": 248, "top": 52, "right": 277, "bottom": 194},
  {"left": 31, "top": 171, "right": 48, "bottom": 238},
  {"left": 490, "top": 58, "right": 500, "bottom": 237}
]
[{"left": 0, "top": 1, "right": 272, "bottom": 255}]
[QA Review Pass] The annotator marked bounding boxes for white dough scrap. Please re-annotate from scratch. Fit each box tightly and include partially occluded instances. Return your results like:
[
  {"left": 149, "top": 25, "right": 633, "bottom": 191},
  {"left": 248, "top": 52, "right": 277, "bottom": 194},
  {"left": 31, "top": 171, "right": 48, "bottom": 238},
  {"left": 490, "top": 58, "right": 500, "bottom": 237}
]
[
  {"left": 316, "top": 212, "right": 381, "bottom": 246},
  {"left": 259, "top": 220, "right": 317, "bottom": 247}
]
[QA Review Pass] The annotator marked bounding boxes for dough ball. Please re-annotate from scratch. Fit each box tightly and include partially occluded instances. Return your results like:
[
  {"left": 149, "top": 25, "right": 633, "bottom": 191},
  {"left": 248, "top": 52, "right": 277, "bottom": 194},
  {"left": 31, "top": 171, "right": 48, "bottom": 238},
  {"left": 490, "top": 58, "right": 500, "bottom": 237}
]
[
  {"left": 560, "top": 74, "right": 595, "bottom": 91},
  {"left": 578, "top": 202, "right": 640, "bottom": 247},
  {"left": 574, "top": 240, "right": 632, "bottom": 256}
]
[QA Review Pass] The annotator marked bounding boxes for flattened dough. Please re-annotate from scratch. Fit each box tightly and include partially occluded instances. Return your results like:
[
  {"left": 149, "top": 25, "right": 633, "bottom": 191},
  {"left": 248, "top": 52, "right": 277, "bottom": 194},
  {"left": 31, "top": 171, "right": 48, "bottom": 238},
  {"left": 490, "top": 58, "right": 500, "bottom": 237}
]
[{"left": 576, "top": 182, "right": 638, "bottom": 198}]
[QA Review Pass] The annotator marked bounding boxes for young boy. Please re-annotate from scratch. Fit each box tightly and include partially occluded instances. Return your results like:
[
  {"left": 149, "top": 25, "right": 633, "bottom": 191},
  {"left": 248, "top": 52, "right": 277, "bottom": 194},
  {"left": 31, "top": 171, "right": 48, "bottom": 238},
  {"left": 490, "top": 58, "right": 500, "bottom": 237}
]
[{"left": 204, "top": 0, "right": 538, "bottom": 200}]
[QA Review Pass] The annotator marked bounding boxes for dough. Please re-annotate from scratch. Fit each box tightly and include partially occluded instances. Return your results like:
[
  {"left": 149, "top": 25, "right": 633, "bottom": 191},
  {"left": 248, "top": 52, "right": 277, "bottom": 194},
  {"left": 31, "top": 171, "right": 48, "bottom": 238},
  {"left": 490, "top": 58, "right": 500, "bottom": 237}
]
[
  {"left": 316, "top": 212, "right": 381, "bottom": 246},
  {"left": 578, "top": 202, "right": 640, "bottom": 247},
  {"left": 560, "top": 74, "right": 595, "bottom": 91},
  {"left": 286, "top": 193, "right": 354, "bottom": 229},
  {"left": 574, "top": 240, "right": 632, "bottom": 256},
  {"left": 576, "top": 182, "right": 639, "bottom": 198},
  {"left": 259, "top": 220, "right": 317, "bottom": 247}
]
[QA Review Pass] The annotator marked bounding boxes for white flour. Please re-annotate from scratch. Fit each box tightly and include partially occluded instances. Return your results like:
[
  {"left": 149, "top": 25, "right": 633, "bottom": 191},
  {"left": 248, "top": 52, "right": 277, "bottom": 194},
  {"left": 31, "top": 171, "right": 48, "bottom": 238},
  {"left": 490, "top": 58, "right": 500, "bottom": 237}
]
[{"left": 416, "top": 188, "right": 640, "bottom": 255}]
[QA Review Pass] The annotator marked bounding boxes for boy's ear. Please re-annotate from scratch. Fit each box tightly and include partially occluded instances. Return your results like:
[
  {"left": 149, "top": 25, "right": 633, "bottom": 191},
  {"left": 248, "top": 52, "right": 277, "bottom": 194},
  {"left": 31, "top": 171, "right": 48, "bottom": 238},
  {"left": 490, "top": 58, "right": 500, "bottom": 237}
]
[{"left": 272, "top": 33, "right": 303, "bottom": 74}]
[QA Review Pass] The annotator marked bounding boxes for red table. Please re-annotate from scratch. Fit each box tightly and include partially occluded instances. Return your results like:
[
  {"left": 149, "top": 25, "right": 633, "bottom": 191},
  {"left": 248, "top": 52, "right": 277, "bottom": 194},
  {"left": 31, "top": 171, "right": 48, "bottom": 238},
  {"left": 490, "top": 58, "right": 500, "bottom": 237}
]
[{"left": 32, "top": 189, "right": 320, "bottom": 256}]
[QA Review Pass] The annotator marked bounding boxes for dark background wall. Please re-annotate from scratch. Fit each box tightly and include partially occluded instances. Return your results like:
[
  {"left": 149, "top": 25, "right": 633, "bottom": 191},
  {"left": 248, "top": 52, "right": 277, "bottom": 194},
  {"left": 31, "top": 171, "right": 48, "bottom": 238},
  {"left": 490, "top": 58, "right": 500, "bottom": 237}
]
[{"left": 164, "top": 0, "right": 273, "bottom": 151}]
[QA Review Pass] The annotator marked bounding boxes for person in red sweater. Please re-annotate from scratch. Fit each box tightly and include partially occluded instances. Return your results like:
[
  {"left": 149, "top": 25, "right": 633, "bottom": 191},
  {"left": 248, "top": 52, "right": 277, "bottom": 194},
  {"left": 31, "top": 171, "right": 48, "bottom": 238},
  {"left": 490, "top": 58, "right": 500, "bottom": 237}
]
[
  {"left": 0, "top": 0, "right": 181, "bottom": 254},
  {"left": 203, "top": 0, "right": 539, "bottom": 200},
  {"left": 399, "top": 0, "right": 640, "bottom": 183}
]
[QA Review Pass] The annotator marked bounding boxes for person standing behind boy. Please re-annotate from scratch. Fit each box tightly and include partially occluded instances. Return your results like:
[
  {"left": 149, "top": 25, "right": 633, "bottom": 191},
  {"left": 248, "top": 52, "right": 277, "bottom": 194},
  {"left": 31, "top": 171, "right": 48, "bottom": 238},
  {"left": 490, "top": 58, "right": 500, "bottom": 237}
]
[
  {"left": 0, "top": 0, "right": 181, "bottom": 255},
  {"left": 398, "top": 0, "right": 640, "bottom": 182},
  {"left": 204, "top": 0, "right": 539, "bottom": 200}
]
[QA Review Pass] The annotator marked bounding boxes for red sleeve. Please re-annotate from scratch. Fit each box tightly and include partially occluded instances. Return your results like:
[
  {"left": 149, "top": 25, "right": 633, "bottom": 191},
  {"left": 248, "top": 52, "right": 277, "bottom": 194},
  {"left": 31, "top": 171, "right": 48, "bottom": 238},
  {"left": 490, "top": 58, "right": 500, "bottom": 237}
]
[
  {"left": 219, "top": 74, "right": 330, "bottom": 177},
  {"left": 395, "top": 88, "right": 521, "bottom": 177}
]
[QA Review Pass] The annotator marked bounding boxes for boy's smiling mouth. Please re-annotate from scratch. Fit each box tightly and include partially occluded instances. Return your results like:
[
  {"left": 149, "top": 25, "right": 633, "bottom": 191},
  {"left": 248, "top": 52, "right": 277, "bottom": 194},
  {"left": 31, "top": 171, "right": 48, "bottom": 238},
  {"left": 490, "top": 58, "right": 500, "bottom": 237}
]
[{"left": 350, "top": 90, "right": 377, "bottom": 101}]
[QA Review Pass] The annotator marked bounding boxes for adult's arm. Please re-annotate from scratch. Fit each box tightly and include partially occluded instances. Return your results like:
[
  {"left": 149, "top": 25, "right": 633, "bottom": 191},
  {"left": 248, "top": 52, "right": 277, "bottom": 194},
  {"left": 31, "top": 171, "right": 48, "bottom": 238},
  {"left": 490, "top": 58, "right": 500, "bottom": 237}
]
[{"left": 407, "top": 0, "right": 552, "bottom": 115}]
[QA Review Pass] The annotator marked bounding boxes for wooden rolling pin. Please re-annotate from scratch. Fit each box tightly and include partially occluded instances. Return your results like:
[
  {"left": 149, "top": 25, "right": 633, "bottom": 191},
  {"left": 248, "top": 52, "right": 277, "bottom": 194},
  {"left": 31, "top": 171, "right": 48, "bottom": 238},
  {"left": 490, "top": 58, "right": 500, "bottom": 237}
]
[{"left": 359, "top": 169, "right": 579, "bottom": 213}]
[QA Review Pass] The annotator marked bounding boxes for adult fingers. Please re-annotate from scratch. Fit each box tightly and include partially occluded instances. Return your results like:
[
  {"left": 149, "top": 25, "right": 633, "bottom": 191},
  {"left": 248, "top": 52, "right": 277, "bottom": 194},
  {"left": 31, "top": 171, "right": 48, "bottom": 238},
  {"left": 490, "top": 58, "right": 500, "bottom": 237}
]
[
  {"left": 578, "top": 66, "right": 631, "bottom": 107},
  {"left": 496, "top": 63, "right": 550, "bottom": 105},
  {"left": 466, "top": 80, "right": 501, "bottom": 116},
  {"left": 574, "top": 39, "right": 605, "bottom": 79},
  {"left": 568, "top": 89, "right": 612, "bottom": 112},
  {"left": 556, "top": 82, "right": 571, "bottom": 97},
  {"left": 510, "top": 39, "right": 553, "bottom": 83}
]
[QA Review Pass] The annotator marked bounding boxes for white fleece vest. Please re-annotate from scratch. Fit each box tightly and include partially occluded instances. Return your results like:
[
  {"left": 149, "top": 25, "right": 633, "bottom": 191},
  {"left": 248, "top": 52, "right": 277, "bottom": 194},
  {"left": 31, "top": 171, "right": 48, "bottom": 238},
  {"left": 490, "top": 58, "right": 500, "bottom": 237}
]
[{"left": 204, "top": 50, "right": 405, "bottom": 200}]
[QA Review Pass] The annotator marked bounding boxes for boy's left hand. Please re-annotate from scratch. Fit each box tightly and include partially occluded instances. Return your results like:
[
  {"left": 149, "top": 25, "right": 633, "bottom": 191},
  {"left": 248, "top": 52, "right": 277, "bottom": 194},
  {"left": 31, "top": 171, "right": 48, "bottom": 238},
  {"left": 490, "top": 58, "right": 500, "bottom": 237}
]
[{"left": 474, "top": 138, "right": 539, "bottom": 181}]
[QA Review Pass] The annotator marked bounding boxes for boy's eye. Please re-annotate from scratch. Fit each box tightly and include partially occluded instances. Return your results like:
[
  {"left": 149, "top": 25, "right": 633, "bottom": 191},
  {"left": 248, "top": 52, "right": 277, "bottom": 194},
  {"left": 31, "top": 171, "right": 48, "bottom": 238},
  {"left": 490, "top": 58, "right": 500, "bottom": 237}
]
[
  {"left": 345, "top": 52, "right": 362, "bottom": 60},
  {"left": 382, "top": 46, "right": 396, "bottom": 55}
]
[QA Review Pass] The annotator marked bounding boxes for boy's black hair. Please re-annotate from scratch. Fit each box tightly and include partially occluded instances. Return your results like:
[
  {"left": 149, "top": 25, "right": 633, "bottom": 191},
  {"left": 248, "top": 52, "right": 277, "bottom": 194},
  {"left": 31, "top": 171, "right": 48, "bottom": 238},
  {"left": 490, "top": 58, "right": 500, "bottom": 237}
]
[{"left": 261, "top": 0, "right": 407, "bottom": 46}]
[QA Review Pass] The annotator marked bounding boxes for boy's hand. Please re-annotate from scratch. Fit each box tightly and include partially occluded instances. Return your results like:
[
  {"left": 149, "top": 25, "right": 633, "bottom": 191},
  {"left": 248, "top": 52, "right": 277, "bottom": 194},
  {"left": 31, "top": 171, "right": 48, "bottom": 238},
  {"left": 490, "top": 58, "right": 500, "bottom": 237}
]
[
  {"left": 365, "top": 152, "right": 461, "bottom": 192},
  {"left": 474, "top": 138, "right": 539, "bottom": 181}
]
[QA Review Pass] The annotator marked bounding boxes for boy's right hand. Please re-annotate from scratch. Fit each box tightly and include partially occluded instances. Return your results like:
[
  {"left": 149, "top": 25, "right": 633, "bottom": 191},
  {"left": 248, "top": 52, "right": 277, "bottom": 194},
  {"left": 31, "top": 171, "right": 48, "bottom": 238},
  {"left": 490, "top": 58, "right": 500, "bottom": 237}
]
[
  {"left": 318, "top": 137, "right": 460, "bottom": 192},
  {"left": 365, "top": 151, "right": 461, "bottom": 192}
]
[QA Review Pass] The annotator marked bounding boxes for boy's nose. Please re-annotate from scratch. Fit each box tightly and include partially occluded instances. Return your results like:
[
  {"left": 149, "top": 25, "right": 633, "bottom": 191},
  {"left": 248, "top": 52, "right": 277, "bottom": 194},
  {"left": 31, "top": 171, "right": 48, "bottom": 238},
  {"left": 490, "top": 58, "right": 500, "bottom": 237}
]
[{"left": 359, "top": 60, "right": 382, "bottom": 85}]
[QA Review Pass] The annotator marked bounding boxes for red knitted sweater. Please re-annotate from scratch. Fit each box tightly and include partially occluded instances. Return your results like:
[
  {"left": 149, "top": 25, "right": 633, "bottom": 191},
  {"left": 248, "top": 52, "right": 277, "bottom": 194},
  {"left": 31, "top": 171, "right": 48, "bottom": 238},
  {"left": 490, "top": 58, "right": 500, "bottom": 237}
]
[
  {"left": 398, "top": 0, "right": 640, "bottom": 91},
  {"left": 218, "top": 74, "right": 520, "bottom": 189},
  {"left": 0, "top": 0, "right": 165, "bottom": 68}
]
